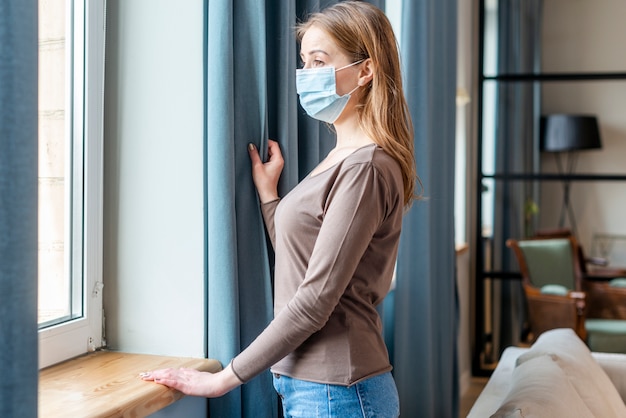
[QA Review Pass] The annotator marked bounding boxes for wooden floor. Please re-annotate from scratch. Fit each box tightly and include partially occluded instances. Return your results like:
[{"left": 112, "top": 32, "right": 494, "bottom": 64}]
[{"left": 459, "top": 377, "right": 489, "bottom": 417}]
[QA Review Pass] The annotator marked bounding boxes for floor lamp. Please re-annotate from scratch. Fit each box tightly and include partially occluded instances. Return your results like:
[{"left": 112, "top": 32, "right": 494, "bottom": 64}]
[{"left": 540, "top": 114, "right": 603, "bottom": 237}]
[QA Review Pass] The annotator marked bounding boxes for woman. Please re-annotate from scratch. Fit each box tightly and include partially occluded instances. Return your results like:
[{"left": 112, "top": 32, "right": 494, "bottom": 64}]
[{"left": 143, "top": 2, "right": 418, "bottom": 416}]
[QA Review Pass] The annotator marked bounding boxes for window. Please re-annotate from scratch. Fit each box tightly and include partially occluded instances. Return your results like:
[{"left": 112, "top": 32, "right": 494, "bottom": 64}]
[{"left": 38, "top": 0, "right": 106, "bottom": 368}]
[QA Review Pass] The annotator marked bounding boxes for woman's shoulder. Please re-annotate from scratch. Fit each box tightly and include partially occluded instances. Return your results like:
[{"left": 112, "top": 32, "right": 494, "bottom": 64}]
[{"left": 343, "top": 143, "right": 401, "bottom": 176}]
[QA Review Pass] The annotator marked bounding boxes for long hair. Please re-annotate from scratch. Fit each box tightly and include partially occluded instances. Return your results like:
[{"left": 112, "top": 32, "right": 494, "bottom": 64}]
[{"left": 296, "top": 1, "right": 421, "bottom": 206}]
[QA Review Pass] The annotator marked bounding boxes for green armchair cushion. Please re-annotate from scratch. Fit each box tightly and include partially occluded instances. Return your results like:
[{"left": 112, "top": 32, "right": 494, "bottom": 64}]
[
  {"left": 540, "top": 284, "right": 569, "bottom": 296},
  {"left": 518, "top": 239, "right": 576, "bottom": 289},
  {"left": 585, "top": 319, "right": 626, "bottom": 353},
  {"left": 609, "top": 278, "right": 626, "bottom": 288}
]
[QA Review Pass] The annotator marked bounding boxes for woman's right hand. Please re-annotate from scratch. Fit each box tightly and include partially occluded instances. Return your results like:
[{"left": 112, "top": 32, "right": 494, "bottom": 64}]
[
  {"left": 141, "top": 363, "right": 242, "bottom": 398},
  {"left": 248, "top": 140, "right": 284, "bottom": 203}
]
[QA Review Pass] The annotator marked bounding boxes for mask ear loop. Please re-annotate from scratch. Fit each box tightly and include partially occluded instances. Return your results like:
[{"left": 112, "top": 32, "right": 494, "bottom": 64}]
[
  {"left": 335, "top": 59, "right": 365, "bottom": 72},
  {"left": 346, "top": 84, "right": 361, "bottom": 95},
  {"left": 337, "top": 59, "right": 366, "bottom": 96}
]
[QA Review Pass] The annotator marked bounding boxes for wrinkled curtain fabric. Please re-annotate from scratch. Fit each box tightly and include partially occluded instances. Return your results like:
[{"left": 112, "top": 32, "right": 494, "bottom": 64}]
[
  {"left": 204, "top": 0, "right": 458, "bottom": 417},
  {"left": 205, "top": 1, "right": 278, "bottom": 416},
  {"left": 392, "top": 1, "right": 459, "bottom": 417},
  {"left": 0, "top": 1, "right": 39, "bottom": 417},
  {"left": 490, "top": 0, "right": 543, "bottom": 359}
]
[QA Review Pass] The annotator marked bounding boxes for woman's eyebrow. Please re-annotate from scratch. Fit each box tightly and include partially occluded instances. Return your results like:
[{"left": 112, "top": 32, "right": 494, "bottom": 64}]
[{"left": 300, "top": 49, "right": 330, "bottom": 59}]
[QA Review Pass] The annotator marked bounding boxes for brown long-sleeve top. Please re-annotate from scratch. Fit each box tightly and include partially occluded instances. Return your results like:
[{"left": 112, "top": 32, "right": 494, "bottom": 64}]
[{"left": 230, "top": 143, "right": 404, "bottom": 386}]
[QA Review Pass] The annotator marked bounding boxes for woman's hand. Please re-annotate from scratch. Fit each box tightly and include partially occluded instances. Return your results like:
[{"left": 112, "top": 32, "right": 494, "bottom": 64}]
[
  {"left": 248, "top": 140, "right": 284, "bottom": 203},
  {"left": 141, "top": 363, "right": 242, "bottom": 398}
]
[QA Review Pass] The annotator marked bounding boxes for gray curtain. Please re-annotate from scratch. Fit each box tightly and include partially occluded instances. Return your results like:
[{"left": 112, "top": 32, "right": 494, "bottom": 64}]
[
  {"left": 491, "top": 0, "right": 543, "bottom": 356},
  {"left": 390, "top": 1, "right": 459, "bottom": 417},
  {"left": 0, "top": 0, "right": 39, "bottom": 417}
]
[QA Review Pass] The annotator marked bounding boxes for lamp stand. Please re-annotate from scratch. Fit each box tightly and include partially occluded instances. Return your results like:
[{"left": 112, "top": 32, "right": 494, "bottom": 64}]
[{"left": 554, "top": 152, "right": 579, "bottom": 237}]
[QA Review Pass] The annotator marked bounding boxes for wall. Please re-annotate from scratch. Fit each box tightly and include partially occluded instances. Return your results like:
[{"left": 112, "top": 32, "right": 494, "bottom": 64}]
[
  {"left": 103, "top": 1, "right": 206, "bottom": 416},
  {"left": 540, "top": 0, "right": 626, "bottom": 257}
]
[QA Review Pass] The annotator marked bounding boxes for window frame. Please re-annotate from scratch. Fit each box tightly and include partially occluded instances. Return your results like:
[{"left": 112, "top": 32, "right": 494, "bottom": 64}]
[{"left": 38, "top": 0, "right": 106, "bottom": 369}]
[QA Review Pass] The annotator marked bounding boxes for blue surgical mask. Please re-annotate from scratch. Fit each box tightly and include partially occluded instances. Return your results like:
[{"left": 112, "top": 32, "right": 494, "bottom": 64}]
[{"left": 296, "top": 60, "right": 363, "bottom": 123}]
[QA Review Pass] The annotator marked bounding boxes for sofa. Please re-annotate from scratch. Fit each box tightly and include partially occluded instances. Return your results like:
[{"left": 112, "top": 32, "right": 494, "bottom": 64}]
[{"left": 467, "top": 328, "right": 626, "bottom": 417}]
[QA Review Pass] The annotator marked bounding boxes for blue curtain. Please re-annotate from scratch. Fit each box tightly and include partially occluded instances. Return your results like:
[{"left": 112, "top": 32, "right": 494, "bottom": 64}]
[
  {"left": 205, "top": 0, "right": 278, "bottom": 416},
  {"left": 391, "top": 0, "right": 459, "bottom": 417},
  {"left": 205, "top": 0, "right": 458, "bottom": 417},
  {"left": 490, "top": 0, "right": 543, "bottom": 358},
  {"left": 0, "top": 1, "right": 39, "bottom": 417}
]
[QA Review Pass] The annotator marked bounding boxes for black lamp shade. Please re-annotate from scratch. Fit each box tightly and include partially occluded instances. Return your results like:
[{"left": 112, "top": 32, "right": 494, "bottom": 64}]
[{"left": 540, "top": 114, "right": 602, "bottom": 152}]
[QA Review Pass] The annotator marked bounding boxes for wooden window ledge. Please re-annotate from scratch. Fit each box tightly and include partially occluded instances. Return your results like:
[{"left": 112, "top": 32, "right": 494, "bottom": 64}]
[{"left": 39, "top": 351, "right": 222, "bottom": 417}]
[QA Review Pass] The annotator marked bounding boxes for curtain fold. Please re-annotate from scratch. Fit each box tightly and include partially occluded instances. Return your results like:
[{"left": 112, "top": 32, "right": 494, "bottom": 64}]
[
  {"left": 391, "top": 0, "right": 459, "bottom": 417},
  {"left": 0, "top": 1, "right": 39, "bottom": 416},
  {"left": 490, "top": 0, "right": 543, "bottom": 357},
  {"left": 205, "top": 1, "right": 277, "bottom": 417}
]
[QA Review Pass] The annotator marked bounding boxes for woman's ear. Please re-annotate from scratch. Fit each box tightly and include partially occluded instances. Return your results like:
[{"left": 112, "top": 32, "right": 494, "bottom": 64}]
[{"left": 358, "top": 58, "right": 374, "bottom": 86}]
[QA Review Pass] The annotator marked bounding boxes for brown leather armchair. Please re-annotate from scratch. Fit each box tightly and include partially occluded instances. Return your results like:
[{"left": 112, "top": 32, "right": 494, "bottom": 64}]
[{"left": 506, "top": 235, "right": 626, "bottom": 353}]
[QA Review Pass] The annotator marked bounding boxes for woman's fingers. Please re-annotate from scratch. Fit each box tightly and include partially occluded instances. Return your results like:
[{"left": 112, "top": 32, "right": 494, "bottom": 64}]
[
  {"left": 248, "top": 143, "right": 263, "bottom": 166},
  {"left": 249, "top": 140, "right": 283, "bottom": 166},
  {"left": 141, "top": 368, "right": 205, "bottom": 396},
  {"left": 140, "top": 367, "right": 174, "bottom": 382},
  {"left": 142, "top": 367, "right": 237, "bottom": 398},
  {"left": 267, "top": 140, "right": 285, "bottom": 167},
  {"left": 247, "top": 141, "right": 282, "bottom": 203}
]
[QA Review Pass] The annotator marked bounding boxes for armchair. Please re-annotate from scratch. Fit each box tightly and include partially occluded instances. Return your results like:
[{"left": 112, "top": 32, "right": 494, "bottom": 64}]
[
  {"left": 533, "top": 228, "right": 626, "bottom": 320},
  {"left": 533, "top": 227, "right": 626, "bottom": 279},
  {"left": 506, "top": 236, "right": 626, "bottom": 353}
]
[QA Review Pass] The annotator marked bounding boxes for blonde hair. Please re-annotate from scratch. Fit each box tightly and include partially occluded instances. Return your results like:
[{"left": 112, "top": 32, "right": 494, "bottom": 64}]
[{"left": 296, "top": 1, "right": 421, "bottom": 206}]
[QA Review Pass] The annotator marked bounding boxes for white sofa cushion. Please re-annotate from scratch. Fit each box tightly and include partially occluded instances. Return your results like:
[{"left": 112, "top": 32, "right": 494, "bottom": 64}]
[
  {"left": 593, "top": 352, "right": 626, "bottom": 403},
  {"left": 515, "top": 328, "right": 626, "bottom": 417},
  {"left": 491, "top": 354, "right": 594, "bottom": 418},
  {"left": 467, "top": 347, "right": 528, "bottom": 418}
]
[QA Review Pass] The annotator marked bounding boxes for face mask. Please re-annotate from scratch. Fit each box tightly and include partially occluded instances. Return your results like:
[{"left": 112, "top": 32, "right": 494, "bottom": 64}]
[{"left": 296, "top": 60, "right": 363, "bottom": 123}]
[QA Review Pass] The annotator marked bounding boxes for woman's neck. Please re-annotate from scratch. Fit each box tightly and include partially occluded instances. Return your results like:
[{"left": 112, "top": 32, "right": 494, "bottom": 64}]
[{"left": 333, "top": 116, "right": 374, "bottom": 150}]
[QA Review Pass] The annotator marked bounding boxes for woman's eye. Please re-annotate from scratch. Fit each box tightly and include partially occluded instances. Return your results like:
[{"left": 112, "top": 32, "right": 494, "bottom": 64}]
[{"left": 298, "top": 58, "right": 325, "bottom": 69}]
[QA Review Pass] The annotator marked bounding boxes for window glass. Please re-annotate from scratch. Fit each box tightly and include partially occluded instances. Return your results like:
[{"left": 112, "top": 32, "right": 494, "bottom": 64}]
[
  {"left": 38, "top": 0, "right": 105, "bottom": 368},
  {"left": 38, "top": 0, "right": 84, "bottom": 327}
]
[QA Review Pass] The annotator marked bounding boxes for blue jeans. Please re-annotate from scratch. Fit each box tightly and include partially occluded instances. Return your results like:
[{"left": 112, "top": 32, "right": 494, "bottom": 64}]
[{"left": 272, "top": 372, "right": 400, "bottom": 418}]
